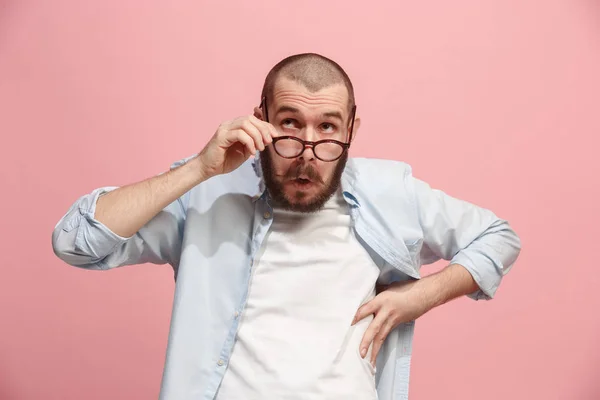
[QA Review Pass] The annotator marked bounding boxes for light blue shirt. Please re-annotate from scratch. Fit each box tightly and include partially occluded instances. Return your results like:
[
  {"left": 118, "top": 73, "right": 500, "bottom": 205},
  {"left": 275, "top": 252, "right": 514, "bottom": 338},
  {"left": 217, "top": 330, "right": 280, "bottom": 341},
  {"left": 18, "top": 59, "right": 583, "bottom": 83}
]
[{"left": 52, "top": 154, "right": 521, "bottom": 400}]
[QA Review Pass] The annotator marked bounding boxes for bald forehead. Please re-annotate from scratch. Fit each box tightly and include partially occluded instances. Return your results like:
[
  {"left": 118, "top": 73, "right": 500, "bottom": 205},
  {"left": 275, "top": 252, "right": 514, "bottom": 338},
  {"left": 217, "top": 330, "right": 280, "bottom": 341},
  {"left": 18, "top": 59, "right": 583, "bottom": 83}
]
[
  {"left": 262, "top": 54, "right": 355, "bottom": 113},
  {"left": 272, "top": 78, "right": 349, "bottom": 105},
  {"left": 268, "top": 77, "right": 352, "bottom": 116},
  {"left": 270, "top": 78, "right": 349, "bottom": 121}
]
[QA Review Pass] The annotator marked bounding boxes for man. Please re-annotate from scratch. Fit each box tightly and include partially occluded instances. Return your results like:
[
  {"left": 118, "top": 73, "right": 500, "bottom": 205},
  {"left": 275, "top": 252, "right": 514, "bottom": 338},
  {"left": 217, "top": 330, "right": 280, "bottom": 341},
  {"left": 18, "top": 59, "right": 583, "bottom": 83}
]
[{"left": 52, "top": 53, "right": 521, "bottom": 400}]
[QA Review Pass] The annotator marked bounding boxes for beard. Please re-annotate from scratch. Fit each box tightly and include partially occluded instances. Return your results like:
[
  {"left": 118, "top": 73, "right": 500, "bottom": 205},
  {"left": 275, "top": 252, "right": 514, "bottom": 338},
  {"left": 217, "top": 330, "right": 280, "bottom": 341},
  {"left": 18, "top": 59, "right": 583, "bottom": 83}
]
[{"left": 260, "top": 149, "right": 348, "bottom": 213}]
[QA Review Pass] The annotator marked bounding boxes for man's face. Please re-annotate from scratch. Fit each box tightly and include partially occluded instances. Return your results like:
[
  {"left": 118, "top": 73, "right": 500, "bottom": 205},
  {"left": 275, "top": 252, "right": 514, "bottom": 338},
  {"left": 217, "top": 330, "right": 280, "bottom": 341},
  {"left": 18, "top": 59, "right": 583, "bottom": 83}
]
[{"left": 259, "top": 78, "right": 357, "bottom": 213}]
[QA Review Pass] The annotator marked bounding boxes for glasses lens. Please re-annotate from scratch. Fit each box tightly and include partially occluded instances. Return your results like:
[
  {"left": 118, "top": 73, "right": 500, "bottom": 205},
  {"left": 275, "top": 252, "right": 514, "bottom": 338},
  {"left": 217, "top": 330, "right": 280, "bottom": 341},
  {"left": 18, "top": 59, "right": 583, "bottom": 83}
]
[
  {"left": 314, "top": 142, "right": 344, "bottom": 161},
  {"left": 274, "top": 138, "right": 304, "bottom": 158}
]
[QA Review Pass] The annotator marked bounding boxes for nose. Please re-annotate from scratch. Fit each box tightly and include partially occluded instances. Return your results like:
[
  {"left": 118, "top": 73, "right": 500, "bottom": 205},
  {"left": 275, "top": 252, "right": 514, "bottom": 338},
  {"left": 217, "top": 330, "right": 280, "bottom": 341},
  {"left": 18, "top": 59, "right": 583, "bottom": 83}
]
[
  {"left": 298, "top": 126, "right": 317, "bottom": 161},
  {"left": 299, "top": 145, "right": 316, "bottom": 161}
]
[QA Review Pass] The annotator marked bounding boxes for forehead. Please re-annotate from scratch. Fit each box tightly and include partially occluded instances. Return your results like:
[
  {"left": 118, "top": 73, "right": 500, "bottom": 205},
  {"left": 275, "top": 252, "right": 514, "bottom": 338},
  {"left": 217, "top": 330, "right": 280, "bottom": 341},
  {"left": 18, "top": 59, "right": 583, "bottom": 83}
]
[{"left": 271, "top": 78, "right": 349, "bottom": 117}]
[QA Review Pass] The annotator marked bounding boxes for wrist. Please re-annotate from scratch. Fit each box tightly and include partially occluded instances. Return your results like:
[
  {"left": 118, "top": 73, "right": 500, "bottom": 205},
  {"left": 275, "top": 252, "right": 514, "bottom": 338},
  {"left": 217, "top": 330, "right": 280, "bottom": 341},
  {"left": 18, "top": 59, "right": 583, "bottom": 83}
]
[
  {"left": 188, "top": 155, "right": 212, "bottom": 183},
  {"left": 418, "top": 263, "right": 479, "bottom": 310},
  {"left": 413, "top": 277, "right": 445, "bottom": 312}
]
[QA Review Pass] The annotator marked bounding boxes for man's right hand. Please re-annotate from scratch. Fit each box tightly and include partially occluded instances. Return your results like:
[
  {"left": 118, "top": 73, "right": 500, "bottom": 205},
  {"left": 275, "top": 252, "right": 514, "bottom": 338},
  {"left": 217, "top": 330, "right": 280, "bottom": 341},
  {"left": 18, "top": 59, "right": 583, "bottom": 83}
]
[{"left": 198, "top": 115, "right": 277, "bottom": 180}]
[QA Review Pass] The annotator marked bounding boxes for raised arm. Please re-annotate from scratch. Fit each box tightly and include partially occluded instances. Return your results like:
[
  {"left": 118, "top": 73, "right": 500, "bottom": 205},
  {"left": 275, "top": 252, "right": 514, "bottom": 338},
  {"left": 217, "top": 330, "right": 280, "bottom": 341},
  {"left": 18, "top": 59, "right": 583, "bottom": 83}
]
[
  {"left": 51, "top": 156, "right": 204, "bottom": 270},
  {"left": 52, "top": 114, "right": 276, "bottom": 270}
]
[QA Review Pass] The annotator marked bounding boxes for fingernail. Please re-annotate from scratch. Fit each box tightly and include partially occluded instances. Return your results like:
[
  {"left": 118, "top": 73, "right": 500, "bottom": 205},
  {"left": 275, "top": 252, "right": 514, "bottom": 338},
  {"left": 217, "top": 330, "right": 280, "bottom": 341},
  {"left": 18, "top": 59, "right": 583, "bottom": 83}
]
[{"left": 361, "top": 348, "right": 366, "bottom": 357}]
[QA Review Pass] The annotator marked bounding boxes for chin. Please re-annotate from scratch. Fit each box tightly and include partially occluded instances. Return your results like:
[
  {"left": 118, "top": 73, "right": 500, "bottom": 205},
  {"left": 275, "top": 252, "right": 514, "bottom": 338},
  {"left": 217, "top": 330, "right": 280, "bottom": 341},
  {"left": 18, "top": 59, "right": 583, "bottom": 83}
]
[
  {"left": 279, "top": 187, "right": 329, "bottom": 213},
  {"left": 290, "top": 192, "right": 315, "bottom": 204}
]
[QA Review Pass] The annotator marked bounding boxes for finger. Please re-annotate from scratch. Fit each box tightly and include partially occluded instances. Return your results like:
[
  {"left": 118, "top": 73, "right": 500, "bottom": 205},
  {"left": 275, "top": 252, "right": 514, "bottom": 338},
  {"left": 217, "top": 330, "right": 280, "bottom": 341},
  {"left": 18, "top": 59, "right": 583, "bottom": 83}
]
[
  {"left": 352, "top": 297, "right": 381, "bottom": 325},
  {"left": 227, "top": 117, "right": 265, "bottom": 151},
  {"left": 239, "top": 119, "right": 266, "bottom": 151},
  {"left": 251, "top": 114, "right": 279, "bottom": 139},
  {"left": 225, "top": 129, "right": 256, "bottom": 155},
  {"left": 359, "top": 311, "right": 387, "bottom": 358},
  {"left": 370, "top": 319, "right": 394, "bottom": 367},
  {"left": 248, "top": 115, "right": 274, "bottom": 145}
]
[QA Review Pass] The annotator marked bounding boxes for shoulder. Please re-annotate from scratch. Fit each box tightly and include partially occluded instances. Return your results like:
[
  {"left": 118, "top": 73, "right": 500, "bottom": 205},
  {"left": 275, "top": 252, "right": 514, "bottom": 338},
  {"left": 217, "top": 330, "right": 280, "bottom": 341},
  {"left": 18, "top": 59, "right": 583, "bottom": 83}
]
[
  {"left": 346, "top": 157, "right": 415, "bottom": 185},
  {"left": 342, "top": 157, "right": 419, "bottom": 213}
]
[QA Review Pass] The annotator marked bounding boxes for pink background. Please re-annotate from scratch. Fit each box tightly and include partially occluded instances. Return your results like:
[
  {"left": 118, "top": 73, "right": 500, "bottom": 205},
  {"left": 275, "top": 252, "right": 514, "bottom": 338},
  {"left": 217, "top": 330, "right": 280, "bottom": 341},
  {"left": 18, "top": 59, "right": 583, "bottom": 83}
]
[{"left": 1, "top": 1, "right": 599, "bottom": 399}]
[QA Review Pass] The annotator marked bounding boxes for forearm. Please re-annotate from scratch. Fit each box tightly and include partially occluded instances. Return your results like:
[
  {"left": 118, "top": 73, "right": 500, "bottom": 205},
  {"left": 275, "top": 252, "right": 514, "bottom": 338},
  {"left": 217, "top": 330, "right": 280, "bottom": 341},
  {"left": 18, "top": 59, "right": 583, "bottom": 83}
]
[
  {"left": 95, "top": 155, "right": 207, "bottom": 238},
  {"left": 417, "top": 263, "right": 479, "bottom": 311}
]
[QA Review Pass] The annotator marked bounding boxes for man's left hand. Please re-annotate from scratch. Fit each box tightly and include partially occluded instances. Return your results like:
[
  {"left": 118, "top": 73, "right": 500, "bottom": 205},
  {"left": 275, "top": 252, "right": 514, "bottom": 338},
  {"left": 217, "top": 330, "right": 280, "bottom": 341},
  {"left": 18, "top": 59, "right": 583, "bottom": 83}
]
[
  {"left": 352, "top": 263, "right": 479, "bottom": 367},
  {"left": 352, "top": 280, "right": 431, "bottom": 367}
]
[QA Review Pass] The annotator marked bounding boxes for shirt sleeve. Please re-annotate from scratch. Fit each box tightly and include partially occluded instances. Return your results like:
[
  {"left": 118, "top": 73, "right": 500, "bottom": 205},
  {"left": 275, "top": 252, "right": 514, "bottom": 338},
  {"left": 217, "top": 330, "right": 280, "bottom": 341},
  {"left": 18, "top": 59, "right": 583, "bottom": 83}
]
[
  {"left": 408, "top": 176, "right": 522, "bottom": 300},
  {"left": 52, "top": 160, "right": 190, "bottom": 271}
]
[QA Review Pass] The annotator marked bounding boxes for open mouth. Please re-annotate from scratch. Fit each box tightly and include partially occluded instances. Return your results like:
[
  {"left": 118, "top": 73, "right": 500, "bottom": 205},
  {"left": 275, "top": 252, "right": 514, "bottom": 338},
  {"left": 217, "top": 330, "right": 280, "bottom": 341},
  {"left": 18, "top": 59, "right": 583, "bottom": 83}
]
[{"left": 292, "top": 177, "right": 313, "bottom": 187}]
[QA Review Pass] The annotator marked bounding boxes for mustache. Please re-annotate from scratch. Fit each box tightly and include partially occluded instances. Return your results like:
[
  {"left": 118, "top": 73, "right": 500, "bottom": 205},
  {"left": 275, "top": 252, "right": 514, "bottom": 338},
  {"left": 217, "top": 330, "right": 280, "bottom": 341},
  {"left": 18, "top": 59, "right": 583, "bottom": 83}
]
[{"left": 283, "top": 163, "right": 325, "bottom": 184}]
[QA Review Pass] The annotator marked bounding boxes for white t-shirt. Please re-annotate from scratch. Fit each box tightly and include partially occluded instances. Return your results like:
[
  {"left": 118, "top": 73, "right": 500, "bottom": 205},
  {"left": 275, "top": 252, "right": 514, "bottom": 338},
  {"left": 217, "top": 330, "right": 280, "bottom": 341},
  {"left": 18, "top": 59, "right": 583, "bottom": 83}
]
[{"left": 216, "top": 190, "right": 380, "bottom": 400}]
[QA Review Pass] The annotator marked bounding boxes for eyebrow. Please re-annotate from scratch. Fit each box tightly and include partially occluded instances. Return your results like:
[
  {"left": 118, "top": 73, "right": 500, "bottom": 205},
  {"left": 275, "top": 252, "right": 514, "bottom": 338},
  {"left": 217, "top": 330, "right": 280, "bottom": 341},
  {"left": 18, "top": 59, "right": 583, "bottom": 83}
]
[
  {"left": 274, "top": 106, "right": 344, "bottom": 122},
  {"left": 321, "top": 111, "right": 343, "bottom": 121},
  {"left": 274, "top": 106, "right": 300, "bottom": 116}
]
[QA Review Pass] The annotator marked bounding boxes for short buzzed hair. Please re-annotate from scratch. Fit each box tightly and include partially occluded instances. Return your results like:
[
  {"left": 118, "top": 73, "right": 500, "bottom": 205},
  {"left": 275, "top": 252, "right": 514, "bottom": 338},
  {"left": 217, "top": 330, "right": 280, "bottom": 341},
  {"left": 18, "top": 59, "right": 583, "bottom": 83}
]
[{"left": 261, "top": 53, "right": 355, "bottom": 113}]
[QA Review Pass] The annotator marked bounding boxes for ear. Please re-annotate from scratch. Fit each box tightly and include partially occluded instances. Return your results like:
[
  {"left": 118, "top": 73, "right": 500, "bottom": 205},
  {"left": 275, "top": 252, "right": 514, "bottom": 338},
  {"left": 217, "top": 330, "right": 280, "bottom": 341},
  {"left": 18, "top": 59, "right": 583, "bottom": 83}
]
[
  {"left": 254, "top": 106, "right": 264, "bottom": 121},
  {"left": 350, "top": 116, "right": 361, "bottom": 143}
]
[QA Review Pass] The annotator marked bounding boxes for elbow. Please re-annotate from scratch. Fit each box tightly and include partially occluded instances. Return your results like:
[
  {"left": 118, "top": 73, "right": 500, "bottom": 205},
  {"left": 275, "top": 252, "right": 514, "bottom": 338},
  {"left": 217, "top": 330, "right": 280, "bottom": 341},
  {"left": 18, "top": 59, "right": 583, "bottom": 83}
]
[
  {"left": 51, "top": 226, "right": 80, "bottom": 267},
  {"left": 474, "top": 218, "right": 522, "bottom": 274},
  {"left": 51, "top": 225, "right": 70, "bottom": 263},
  {"left": 489, "top": 218, "right": 522, "bottom": 249},
  {"left": 51, "top": 190, "right": 114, "bottom": 269},
  {"left": 495, "top": 220, "right": 522, "bottom": 273},
  {"left": 51, "top": 225, "right": 101, "bottom": 269},
  {"left": 504, "top": 221, "right": 522, "bottom": 256}
]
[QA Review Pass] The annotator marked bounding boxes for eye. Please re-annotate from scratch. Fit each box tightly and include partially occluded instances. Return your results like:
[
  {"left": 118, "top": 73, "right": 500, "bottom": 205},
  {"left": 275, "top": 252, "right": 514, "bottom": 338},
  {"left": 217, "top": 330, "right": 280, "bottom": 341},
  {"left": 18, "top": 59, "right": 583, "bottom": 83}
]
[
  {"left": 281, "top": 119, "right": 296, "bottom": 128},
  {"left": 320, "top": 123, "right": 337, "bottom": 133}
]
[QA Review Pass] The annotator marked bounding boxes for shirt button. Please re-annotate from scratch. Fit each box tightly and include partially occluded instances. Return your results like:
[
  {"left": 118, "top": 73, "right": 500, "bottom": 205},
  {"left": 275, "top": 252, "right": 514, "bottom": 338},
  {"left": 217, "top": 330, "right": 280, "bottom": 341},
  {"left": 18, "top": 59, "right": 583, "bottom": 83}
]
[
  {"left": 217, "top": 359, "right": 225, "bottom": 366},
  {"left": 234, "top": 311, "right": 240, "bottom": 318},
  {"left": 263, "top": 211, "right": 271, "bottom": 219}
]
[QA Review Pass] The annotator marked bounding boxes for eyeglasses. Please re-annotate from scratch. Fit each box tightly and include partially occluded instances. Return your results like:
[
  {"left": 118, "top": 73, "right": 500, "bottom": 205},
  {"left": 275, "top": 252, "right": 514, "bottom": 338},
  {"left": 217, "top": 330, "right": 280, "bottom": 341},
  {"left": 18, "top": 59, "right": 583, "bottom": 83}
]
[{"left": 260, "top": 96, "right": 357, "bottom": 162}]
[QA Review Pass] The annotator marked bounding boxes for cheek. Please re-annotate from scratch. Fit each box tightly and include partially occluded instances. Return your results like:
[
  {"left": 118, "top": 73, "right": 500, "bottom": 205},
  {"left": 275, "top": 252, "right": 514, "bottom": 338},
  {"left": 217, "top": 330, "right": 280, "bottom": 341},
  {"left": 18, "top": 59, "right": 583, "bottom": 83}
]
[
  {"left": 319, "top": 163, "right": 337, "bottom": 181},
  {"left": 269, "top": 150, "right": 292, "bottom": 176}
]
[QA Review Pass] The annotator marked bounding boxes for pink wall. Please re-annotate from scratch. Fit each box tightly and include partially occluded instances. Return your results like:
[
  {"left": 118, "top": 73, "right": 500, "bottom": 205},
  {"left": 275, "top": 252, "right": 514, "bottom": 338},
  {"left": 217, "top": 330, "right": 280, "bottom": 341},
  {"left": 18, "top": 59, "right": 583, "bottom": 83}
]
[{"left": 1, "top": 1, "right": 599, "bottom": 399}]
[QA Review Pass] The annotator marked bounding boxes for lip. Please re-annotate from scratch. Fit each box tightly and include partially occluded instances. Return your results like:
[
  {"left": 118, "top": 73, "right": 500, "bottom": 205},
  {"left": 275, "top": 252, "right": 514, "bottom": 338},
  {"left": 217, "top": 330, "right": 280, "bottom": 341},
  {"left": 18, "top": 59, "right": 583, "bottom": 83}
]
[{"left": 289, "top": 178, "right": 316, "bottom": 189}]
